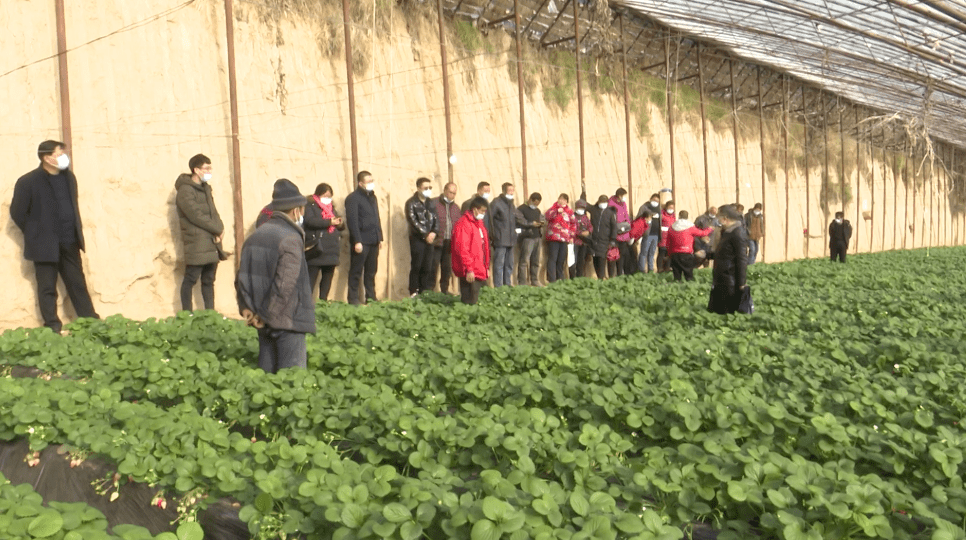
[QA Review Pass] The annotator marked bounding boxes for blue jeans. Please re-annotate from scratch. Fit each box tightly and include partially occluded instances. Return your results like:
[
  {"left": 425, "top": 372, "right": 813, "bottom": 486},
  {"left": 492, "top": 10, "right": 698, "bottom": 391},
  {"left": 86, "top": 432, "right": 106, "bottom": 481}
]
[
  {"left": 492, "top": 246, "right": 514, "bottom": 287},
  {"left": 257, "top": 328, "right": 307, "bottom": 373},
  {"left": 748, "top": 239, "right": 759, "bottom": 265},
  {"left": 640, "top": 236, "right": 659, "bottom": 272}
]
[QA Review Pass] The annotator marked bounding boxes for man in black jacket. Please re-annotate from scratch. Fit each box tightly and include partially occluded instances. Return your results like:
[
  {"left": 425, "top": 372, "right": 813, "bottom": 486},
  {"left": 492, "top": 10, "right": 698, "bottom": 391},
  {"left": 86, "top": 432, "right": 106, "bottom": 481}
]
[
  {"left": 591, "top": 195, "right": 618, "bottom": 279},
  {"left": 489, "top": 183, "right": 519, "bottom": 287},
  {"left": 405, "top": 177, "right": 439, "bottom": 296},
  {"left": 516, "top": 192, "right": 544, "bottom": 286},
  {"left": 236, "top": 179, "right": 316, "bottom": 372},
  {"left": 10, "top": 141, "right": 99, "bottom": 333},
  {"left": 829, "top": 211, "right": 853, "bottom": 263},
  {"left": 345, "top": 170, "right": 384, "bottom": 305}
]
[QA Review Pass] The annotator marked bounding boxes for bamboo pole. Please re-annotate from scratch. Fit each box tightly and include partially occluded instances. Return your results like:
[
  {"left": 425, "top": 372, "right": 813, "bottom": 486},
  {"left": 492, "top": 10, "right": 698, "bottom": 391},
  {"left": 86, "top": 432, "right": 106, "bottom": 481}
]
[
  {"left": 666, "top": 35, "right": 677, "bottom": 197},
  {"left": 782, "top": 76, "right": 789, "bottom": 260},
  {"left": 573, "top": 0, "right": 585, "bottom": 195},
  {"left": 620, "top": 14, "right": 632, "bottom": 209},
  {"left": 757, "top": 66, "right": 765, "bottom": 263},
  {"left": 731, "top": 60, "right": 739, "bottom": 203},
  {"left": 803, "top": 87, "right": 810, "bottom": 258},
  {"left": 437, "top": 0, "right": 453, "bottom": 185},
  {"left": 822, "top": 92, "right": 830, "bottom": 258},
  {"left": 698, "top": 43, "right": 710, "bottom": 211},
  {"left": 513, "top": 0, "right": 528, "bottom": 196},
  {"left": 224, "top": 0, "right": 244, "bottom": 265}
]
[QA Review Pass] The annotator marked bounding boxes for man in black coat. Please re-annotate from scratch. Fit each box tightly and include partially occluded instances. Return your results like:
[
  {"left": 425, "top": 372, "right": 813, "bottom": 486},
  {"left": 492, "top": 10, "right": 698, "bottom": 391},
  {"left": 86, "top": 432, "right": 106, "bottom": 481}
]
[
  {"left": 405, "top": 177, "right": 439, "bottom": 296},
  {"left": 591, "top": 195, "right": 618, "bottom": 279},
  {"left": 10, "top": 140, "right": 99, "bottom": 333},
  {"left": 344, "top": 170, "right": 384, "bottom": 305},
  {"left": 828, "top": 211, "right": 853, "bottom": 263}
]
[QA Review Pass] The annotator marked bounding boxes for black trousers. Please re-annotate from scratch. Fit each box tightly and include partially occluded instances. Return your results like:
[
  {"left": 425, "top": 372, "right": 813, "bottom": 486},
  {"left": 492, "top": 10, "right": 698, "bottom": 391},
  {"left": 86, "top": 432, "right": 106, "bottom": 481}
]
[
  {"left": 572, "top": 244, "right": 591, "bottom": 278},
  {"left": 432, "top": 240, "right": 454, "bottom": 293},
  {"left": 409, "top": 236, "right": 435, "bottom": 295},
  {"left": 308, "top": 264, "right": 336, "bottom": 300},
  {"left": 657, "top": 247, "right": 671, "bottom": 273},
  {"left": 348, "top": 244, "right": 379, "bottom": 305},
  {"left": 547, "top": 241, "right": 568, "bottom": 282},
  {"left": 670, "top": 252, "right": 697, "bottom": 281},
  {"left": 33, "top": 243, "right": 99, "bottom": 333},
  {"left": 592, "top": 256, "right": 612, "bottom": 280},
  {"left": 830, "top": 242, "right": 848, "bottom": 263},
  {"left": 459, "top": 277, "right": 482, "bottom": 305},
  {"left": 623, "top": 242, "right": 639, "bottom": 275},
  {"left": 181, "top": 262, "right": 217, "bottom": 311}
]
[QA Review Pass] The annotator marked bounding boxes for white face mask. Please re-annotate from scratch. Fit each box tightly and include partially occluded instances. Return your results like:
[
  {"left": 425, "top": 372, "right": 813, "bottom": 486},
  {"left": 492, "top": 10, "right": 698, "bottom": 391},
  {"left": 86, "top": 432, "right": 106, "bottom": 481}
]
[
  {"left": 650, "top": 201, "right": 659, "bottom": 207},
  {"left": 202, "top": 173, "right": 212, "bottom": 183},
  {"left": 620, "top": 197, "right": 626, "bottom": 203},
  {"left": 667, "top": 209, "right": 675, "bottom": 214},
  {"left": 475, "top": 213, "right": 485, "bottom": 221},
  {"left": 754, "top": 210, "right": 761, "bottom": 216},
  {"left": 598, "top": 203, "right": 608, "bottom": 210},
  {"left": 835, "top": 218, "right": 843, "bottom": 224},
  {"left": 55, "top": 154, "right": 70, "bottom": 170},
  {"left": 505, "top": 193, "right": 514, "bottom": 200},
  {"left": 365, "top": 182, "right": 375, "bottom": 192},
  {"left": 421, "top": 189, "right": 432, "bottom": 198},
  {"left": 320, "top": 197, "right": 332, "bottom": 205},
  {"left": 482, "top": 192, "right": 491, "bottom": 201},
  {"left": 443, "top": 196, "right": 452, "bottom": 203},
  {"left": 576, "top": 209, "right": 585, "bottom": 215},
  {"left": 296, "top": 211, "right": 304, "bottom": 226},
  {"left": 529, "top": 204, "right": 538, "bottom": 209}
]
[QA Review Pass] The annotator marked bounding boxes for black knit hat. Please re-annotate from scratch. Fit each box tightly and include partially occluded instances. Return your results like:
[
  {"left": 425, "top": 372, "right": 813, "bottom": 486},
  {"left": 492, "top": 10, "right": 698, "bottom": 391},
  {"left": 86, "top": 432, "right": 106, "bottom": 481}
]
[{"left": 269, "top": 179, "right": 307, "bottom": 211}]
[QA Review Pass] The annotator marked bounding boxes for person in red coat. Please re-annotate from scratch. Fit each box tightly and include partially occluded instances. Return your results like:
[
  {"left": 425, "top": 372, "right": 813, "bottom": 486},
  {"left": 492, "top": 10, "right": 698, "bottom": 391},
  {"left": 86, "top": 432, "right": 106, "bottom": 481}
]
[
  {"left": 451, "top": 197, "right": 491, "bottom": 305},
  {"left": 545, "top": 193, "right": 576, "bottom": 283},
  {"left": 657, "top": 200, "right": 676, "bottom": 273},
  {"left": 667, "top": 210, "right": 713, "bottom": 282}
]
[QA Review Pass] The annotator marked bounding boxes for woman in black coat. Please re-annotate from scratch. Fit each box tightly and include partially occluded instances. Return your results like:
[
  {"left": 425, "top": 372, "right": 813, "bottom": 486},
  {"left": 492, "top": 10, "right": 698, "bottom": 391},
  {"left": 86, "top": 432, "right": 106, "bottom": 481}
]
[
  {"left": 708, "top": 205, "right": 749, "bottom": 314},
  {"left": 303, "top": 183, "right": 346, "bottom": 300},
  {"left": 590, "top": 195, "right": 618, "bottom": 279}
]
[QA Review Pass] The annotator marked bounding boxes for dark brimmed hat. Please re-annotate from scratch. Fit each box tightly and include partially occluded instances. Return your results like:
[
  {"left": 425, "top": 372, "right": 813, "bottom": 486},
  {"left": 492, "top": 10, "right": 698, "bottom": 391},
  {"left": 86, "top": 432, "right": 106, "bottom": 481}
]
[
  {"left": 575, "top": 199, "right": 588, "bottom": 209},
  {"left": 596, "top": 195, "right": 609, "bottom": 205},
  {"left": 269, "top": 179, "right": 307, "bottom": 211}
]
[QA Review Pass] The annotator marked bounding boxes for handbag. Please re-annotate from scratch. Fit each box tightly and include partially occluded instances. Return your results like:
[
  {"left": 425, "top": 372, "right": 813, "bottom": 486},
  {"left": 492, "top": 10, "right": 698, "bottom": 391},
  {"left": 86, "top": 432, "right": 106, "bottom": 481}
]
[
  {"left": 738, "top": 286, "right": 754, "bottom": 314},
  {"left": 304, "top": 229, "right": 324, "bottom": 259},
  {"left": 606, "top": 245, "right": 620, "bottom": 261},
  {"left": 615, "top": 221, "right": 631, "bottom": 235}
]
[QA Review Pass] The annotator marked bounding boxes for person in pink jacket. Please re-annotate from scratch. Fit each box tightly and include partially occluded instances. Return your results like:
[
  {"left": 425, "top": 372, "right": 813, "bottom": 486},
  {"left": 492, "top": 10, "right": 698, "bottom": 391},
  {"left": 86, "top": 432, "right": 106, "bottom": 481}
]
[
  {"left": 666, "top": 210, "right": 713, "bottom": 282},
  {"left": 608, "top": 188, "right": 634, "bottom": 276},
  {"left": 545, "top": 193, "right": 576, "bottom": 283},
  {"left": 657, "top": 200, "right": 676, "bottom": 273}
]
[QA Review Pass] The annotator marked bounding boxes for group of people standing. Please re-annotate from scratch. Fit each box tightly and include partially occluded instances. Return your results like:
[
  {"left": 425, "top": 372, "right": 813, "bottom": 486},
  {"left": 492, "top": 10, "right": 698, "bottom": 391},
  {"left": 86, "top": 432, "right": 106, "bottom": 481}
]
[{"left": 10, "top": 141, "right": 855, "bottom": 372}]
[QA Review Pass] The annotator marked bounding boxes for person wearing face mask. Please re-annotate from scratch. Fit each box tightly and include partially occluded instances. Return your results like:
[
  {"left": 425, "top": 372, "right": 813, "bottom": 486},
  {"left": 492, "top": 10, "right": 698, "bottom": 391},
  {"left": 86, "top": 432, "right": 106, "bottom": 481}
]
[
  {"left": 545, "top": 193, "right": 576, "bottom": 283},
  {"left": 405, "top": 177, "right": 440, "bottom": 296},
  {"left": 657, "top": 200, "right": 676, "bottom": 273},
  {"left": 828, "top": 211, "right": 852, "bottom": 263},
  {"left": 303, "top": 183, "right": 345, "bottom": 301},
  {"left": 516, "top": 193, "right": 545, "bottom": 286},
  {"left": 430, "top": 182, "right": 461, "bottom": 294},
  {"left": 607, "top": 188, "right": 634, "bottom": 276},
  {"left": 590, "top": 195, "right": 618, "bottom": 279},
  {"left": 344, "top": 170, "right": 384, "bottom": 305},
  {"left": 488, "top": 183, "right": 520, "bottom": 287},
  {"left": 11, "top": 140, "right": 100, "bottom": 333},
  {"left": 571, "top": 200, "right": 594, "bottom": 278},
  {"left": 635, "top": 193, "right": 662, "bottom": 273},
  {"left": 461, "top": 182, "right": 492, "bottom": 212},
  {"left": 744, "top": 203, "right": 764, "bottom": 264},
  {"left": 235, "top": 179, "right": 316, "bottom": 372},
  {"left": 707, "top": 204, "right": 750, "bottom": 315},
  {"left": 173, "top": 154, "right": 226, "bottom": 312},
  {"left": 451, "top": 197, "right": 491, "bottom": 305}
]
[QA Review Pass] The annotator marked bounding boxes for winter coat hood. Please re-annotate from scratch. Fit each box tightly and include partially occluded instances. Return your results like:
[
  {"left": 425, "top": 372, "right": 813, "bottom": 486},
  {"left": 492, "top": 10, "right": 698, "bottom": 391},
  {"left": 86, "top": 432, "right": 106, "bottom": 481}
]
[{"left": 671, "top": 219, "right": 694, "bottom": 232}]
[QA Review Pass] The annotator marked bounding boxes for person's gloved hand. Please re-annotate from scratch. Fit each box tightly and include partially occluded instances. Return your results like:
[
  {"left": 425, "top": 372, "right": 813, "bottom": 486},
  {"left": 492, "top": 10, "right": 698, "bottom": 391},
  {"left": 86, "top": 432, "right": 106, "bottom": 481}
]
[{"left": 241, "top": 309, "right": 265, "bottom": 328}]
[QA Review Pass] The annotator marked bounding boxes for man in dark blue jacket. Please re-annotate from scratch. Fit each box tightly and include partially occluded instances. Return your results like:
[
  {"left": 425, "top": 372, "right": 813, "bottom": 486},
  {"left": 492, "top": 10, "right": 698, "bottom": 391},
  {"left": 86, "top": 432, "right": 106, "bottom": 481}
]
[
  {"left": 236, "top": 179, "right": 316, "bottom": 373},
  {"left": 344, "top": 170, "right": 384, "bottom": 305},
  {"left": 10, "top": 140, "right": 99, "bottom": 333}
]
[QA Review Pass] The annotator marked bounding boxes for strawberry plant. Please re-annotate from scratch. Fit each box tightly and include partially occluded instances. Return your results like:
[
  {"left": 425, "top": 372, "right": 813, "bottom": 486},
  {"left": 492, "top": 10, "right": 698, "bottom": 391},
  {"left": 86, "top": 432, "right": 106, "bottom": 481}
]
[{"left": 1, "top": 247, "right": 965, "bottom": 539}]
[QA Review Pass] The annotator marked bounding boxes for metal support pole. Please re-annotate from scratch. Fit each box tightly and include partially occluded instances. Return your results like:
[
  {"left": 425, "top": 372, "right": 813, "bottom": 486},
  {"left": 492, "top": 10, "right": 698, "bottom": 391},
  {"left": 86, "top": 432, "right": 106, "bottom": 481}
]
[
  {"left": 698, "top": 43, "right": 710, "bottom": 210},
  {"left": 343, "top": 0, "right": 359, "bottom": 177},
  {"left": 437, "top": 0, "right": 453, "bottom": 184},
  {"left": 869, "top": 121, "right": 875, "bottom": 252},
  {"left": 782, "top": 76, "right": 789, "bottom": 260},
  {"left": 838, "top": 98, "right": 845, "bottom": 217},
  {"left": 620, "top": 14, "right": 632, "bottom": 208},
  {"left": 513, "top": 0, "right": 528, "bottom": 196},
  {"left": 880, "top": 129, "right": 886, "bottom": 250},
  {"left": 54, "top": 0, "right": 72, "bottom": 156},
  {"left": 224, "top": 0, "right": 244, "bottom": 264},
  {"left": 757, "top": 66, "right": 765, "bottom": 262},
  {"left": 854, "top": 107, "right": 861, "bottom": 252},
  {"left": 573, "top": 0, "right": 585, "bottom": 194},
  {"left": 912, "top": 145, "right": 918, "bottom": 249},
  {"left": 803, "top": 87, "right": 810, "bottom": 258},
  {"left": 730, "top": 60, "right": 739, "bottom": 203},
  {"left": 822, "top": 91, "right": 830, "bottom": 258},
  {"left": 666, "top": 36, "right": 677, "bottom": 197}
]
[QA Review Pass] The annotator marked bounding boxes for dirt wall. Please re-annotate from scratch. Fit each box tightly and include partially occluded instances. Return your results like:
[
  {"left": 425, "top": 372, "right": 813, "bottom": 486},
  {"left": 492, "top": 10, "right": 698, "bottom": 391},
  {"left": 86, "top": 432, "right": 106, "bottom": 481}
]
[{"left": 1, "top": 0, "right": 961, "bottom": 330}]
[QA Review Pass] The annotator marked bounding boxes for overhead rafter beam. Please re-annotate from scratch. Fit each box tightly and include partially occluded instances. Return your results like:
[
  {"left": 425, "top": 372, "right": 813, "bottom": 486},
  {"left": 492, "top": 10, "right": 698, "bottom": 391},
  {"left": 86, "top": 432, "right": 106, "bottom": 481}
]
[
  {"left": 486, "top": 14, "right": 516, "bottom": 27},
  {"left": 521, "top": 0, "right": 550, "bottom": 36},
  {"left": 539, "top": 0, "right": 572, "bottom": 45}
]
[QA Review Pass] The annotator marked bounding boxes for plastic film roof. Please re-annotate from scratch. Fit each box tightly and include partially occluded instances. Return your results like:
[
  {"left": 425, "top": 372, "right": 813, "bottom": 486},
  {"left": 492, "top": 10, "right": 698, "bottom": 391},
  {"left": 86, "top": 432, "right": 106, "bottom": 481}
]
[{"left": 445, "top": 0, "right": 966, "bottom": 149}]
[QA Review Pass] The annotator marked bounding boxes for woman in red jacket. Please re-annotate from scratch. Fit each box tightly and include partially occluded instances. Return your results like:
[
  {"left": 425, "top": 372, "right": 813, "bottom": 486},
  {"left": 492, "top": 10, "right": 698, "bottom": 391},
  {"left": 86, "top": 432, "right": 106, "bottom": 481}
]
[
  {"left": 545, "top": 193, "right": 576, "bottom": 283},
  {"left": 666, "top": 210, "right": 713, "bottom": 282},
  {"left": 657, "top": 200, "right": 676, "bottom": 273},
  {"left": 451, "top": 197, "right": 491, "bottom": 305}
]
